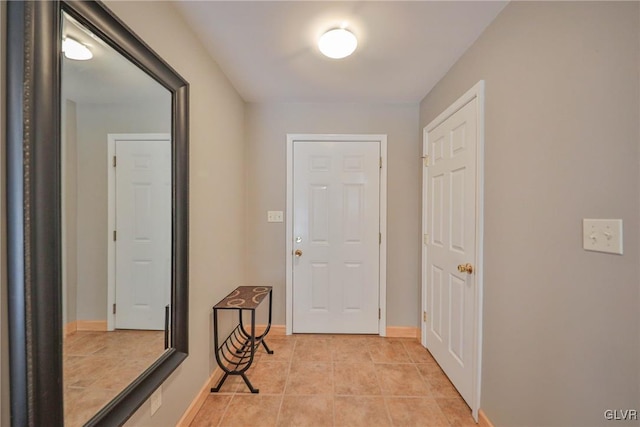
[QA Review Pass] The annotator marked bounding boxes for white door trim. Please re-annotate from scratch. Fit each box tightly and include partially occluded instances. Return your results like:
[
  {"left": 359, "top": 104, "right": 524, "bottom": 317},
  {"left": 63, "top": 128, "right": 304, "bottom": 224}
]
[
  {"left": 421, "top": 80, "right": 484, "bottom": 421},
  {"left": 107, "top": 133, "right": 171, "bottom": 331},
  {"left": 286, "top": 134, "right": 387, "bottom": 336}
]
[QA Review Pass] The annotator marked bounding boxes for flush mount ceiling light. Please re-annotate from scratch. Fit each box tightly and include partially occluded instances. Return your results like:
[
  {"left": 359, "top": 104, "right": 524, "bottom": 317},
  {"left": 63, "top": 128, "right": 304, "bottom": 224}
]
[
  {"left": 62, "top": 37, "right": 93, "bottom": 60},
  {"left": 318, "top": 28, "right": 357, "bottom": 59}
]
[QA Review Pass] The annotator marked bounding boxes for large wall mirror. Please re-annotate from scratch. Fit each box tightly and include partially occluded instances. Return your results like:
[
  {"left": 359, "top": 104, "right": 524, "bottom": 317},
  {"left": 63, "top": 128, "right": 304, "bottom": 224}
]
[{"left": 6, "top": 1, "right": 189, "bottom": 426}]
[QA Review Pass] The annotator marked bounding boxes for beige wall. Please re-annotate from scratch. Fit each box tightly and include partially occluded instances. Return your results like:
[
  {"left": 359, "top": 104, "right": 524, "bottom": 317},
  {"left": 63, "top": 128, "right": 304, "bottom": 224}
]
[
  {"left": 102, "top": 2, "right": 246, "bottom": 426},
  {"left": 419, "top": 2, "right": 640, "bottom": 426},
  {"left": 245, "top": 102, "right": 421, "bottom": 327},
  {"left": 62, "top": 99, "right": 78, "bottom": 325}
]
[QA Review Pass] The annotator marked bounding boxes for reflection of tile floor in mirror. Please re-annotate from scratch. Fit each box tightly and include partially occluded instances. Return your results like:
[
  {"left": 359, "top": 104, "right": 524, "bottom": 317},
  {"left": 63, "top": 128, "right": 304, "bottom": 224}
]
[
  {"left": 63, "top": 329, "right": 165, "bottom": 427},
  {"left": 191, "top": 335, "right": 476, "bottom": 427}
]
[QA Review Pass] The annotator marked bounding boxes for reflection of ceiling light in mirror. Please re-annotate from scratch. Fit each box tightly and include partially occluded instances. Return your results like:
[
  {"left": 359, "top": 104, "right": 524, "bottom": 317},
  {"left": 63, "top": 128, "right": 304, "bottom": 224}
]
[
  {"left": 62, "top": 37, "right": 93, "bottom": 60},
  {"left": 318, "top": 28, "right": 357, "bottom": 59}
]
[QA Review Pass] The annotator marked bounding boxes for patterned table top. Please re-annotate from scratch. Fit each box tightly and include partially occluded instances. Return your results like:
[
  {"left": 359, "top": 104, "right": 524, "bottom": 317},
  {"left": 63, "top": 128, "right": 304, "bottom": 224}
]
[{"left": 213, "top": 286, "right": 272, "bottom": 310}]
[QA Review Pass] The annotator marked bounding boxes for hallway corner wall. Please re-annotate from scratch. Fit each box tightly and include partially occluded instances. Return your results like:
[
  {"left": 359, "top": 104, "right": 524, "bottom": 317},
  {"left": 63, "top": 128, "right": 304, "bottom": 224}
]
[
  {"left": 245, "top": 102, "right": 422, "bottom": 328},
  {"left": 420, "top": 2, "right": 640, "bottom": 426}
]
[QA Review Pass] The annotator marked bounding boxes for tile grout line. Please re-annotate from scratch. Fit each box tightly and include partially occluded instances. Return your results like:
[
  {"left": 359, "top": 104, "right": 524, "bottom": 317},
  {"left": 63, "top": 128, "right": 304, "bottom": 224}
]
[
  {"left": 274, "top": 337, "right": 296, "bottom": 425},
  {"left": 214, "top": 394, "right": 234, "bottom": 427},
  {"left": 368, "top": 343, "right": 395, "bottom": 426},
  {"left": 331, "top": 345, "right": 336, "bottom": 427},
  {"left": 409, "top": 347, "right": 458, "bottom": 427},
  {"left": 191, "top": 334, "right": 476, "bottom": 426}
]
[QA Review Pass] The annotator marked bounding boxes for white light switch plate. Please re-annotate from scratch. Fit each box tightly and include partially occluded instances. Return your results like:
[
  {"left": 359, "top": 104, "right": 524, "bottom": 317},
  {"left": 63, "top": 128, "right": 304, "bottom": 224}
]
[
  {"left": 267, "top": 211, "right": 283, "bottom": 222},
  {"left": 150, "top": 387, "right": 162, "bottom": 415},
  {"left": 583, "top": 219, "right": 623, "bottom": 255}
]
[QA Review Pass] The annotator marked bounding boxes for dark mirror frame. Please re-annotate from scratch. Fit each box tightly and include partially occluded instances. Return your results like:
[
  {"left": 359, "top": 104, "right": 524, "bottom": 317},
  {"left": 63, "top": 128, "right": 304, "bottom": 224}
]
[{"left": 6, "top": 1, "right": 189, "bottom": 426}]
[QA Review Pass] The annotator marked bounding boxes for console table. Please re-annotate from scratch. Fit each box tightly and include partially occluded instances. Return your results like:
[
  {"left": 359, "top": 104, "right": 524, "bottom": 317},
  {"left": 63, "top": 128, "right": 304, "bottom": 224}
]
[{"left": 210, "top": 286, "right": 273, "bottom": 394}]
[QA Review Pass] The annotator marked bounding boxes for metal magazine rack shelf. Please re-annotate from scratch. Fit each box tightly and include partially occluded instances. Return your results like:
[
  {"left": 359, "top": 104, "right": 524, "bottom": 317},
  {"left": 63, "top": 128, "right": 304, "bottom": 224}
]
[{"left": 211, "top": 286, "right": 273, "bottom": 394}]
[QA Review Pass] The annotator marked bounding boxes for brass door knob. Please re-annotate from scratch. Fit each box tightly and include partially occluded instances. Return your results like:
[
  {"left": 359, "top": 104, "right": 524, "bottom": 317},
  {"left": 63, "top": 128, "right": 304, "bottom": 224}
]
[
  {"left": 457, "top": 263, "right": 473, "bottom": 274},
  {"left": 294, "top": 249, "right": 303, "bottom": 257}
]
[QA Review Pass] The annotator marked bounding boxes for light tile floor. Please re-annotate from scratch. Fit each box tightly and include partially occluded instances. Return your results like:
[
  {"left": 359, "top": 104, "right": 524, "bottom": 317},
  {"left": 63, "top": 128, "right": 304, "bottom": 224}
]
[
  {"left": 63, "top": 330, "right": 165, "bottom": 427},
  {"left": 191, "top": 334, "right": 475, "bottom": 427}
]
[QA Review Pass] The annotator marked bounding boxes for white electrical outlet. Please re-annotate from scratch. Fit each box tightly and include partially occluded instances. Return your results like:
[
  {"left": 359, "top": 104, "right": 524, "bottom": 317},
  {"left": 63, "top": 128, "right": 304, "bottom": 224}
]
[
  {"left": 583, "top": 219, "right": 623, "bottom": 255},
  {"left": 150, "top": 387, "right": 162, "bottom": 415},
  {"left": 267, "top": 210, "right": 283, "bottom": 222}
]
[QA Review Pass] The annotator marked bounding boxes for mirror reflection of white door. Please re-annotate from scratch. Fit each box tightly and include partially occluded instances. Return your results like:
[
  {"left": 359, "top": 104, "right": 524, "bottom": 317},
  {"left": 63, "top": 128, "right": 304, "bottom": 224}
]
[
  {"left": 292, "top": 139, "right": 381, "bottom": 334},
  {"left": 108, "top": 134, "right": 171, "bottom": 331}
]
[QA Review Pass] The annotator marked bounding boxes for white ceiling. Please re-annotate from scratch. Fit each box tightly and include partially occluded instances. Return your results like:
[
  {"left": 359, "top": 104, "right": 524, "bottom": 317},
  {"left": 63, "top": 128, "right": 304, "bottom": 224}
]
[{"left": 173, "top": 1, "right": 508, "bottom": 104}]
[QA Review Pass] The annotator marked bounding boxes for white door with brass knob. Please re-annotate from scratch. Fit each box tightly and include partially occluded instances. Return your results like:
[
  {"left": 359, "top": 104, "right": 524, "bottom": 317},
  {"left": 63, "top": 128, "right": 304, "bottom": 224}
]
[
  {"left": 290, "top": 135, "right": 384, "bottom": 334},
  {"left": 422, "top": 82, "right": 484, "bottom": 418}
]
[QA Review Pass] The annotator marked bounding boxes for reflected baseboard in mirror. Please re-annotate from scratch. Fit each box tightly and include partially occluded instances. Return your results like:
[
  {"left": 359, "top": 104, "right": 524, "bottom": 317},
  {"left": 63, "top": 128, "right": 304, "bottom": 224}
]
[{"left": 63, "top": 330, "right": 165, "bottom": 427}]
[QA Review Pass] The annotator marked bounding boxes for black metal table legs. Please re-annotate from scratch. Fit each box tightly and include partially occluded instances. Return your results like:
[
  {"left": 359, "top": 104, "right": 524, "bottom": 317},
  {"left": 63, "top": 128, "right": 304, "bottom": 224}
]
[{"left": 211, "top": 287, "right": 273, "bottom": 394}]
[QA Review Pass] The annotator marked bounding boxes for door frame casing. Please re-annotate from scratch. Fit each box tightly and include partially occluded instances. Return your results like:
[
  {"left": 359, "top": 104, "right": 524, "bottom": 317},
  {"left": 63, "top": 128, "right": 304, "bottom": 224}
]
[
  {"left": 107, "top": 133, "right": 171, "bottom": 331},
  {"left": 286, "top": 134, "right": 388, "bottom": 336},
  {"left": 421, "top": 80, "right": 485, "bottom": 421}
]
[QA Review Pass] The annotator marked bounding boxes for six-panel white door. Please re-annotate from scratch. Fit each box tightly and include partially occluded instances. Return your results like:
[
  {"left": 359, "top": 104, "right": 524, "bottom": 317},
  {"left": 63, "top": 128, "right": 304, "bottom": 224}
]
[
  {"left": 425, "top": 99, "right": 477, "bottom": 405},
  {"left": 293, "top": 140, "right": 380, "bottom": 333},
  {"left": 115, "top": 137, "right": 171, "bottom": 330}
]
